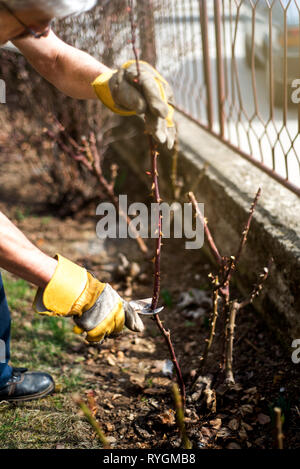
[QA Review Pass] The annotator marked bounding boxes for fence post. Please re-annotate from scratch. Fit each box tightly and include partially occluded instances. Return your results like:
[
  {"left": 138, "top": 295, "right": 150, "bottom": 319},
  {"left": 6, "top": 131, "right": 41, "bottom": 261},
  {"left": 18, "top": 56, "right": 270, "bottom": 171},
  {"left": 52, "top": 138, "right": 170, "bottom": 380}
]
[
  {"left": 214, "top": 0, "right": 225, "bottom": 138},
  {"left": 198, "top": 0, "right": 213, "bottom": 130},
  {"left": 0, "top": 79, "right": 6, "bottom": 104},
  {"left": 137, "top": 0, "right": 157, "bottom": 67}
]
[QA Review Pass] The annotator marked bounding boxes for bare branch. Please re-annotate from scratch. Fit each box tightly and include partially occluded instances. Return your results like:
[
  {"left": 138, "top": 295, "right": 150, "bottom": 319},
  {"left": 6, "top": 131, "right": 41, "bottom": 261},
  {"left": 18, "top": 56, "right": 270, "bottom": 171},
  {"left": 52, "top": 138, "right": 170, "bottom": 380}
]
[
  {"left": 226, "top": 187, "right": 262, "bottom": 284},
  {"left": 188, "top": 191, "right": 222, "bottom": 266},
  {"left": 239, "top": 261, "right": 271, "bottom": 309},
  {"left": 192, "top": 276, "right": 219, "bottom": 388}
]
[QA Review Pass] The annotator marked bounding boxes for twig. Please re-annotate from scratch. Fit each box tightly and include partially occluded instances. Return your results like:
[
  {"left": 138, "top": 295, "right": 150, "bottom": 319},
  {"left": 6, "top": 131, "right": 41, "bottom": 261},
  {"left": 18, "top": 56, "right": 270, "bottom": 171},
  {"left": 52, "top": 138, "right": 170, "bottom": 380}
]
[
  {"left": 224, "top": 261, "right": 270, "bottom": 384},
  {"left": 172, "top": 384, "right": 192, "bottom": 449},
  {"left": 192, "top": 276, "right": 219, "bottom": 387},
  {"left": 171, "top": 132, "right": 183, "bottom": 201},
  {"left": 274, "top": 407, "right": 284, "bottom": 449},
  {"left": 213, "top": 256, "right": 235, "bottom": 292},
  {"left": 224, "top": 300, "right": 239, "bottom": 385},
  {"left": 233, "top": 188, "right": 261, "bottom": 272},
  {"left": 239, "top": 263, "right": 271, "bottom": 309},
  {"left": 72, "top": 393, "right": 110, "bottom": 449},
  {"left": 225, "top": 187, "right": 262, "bottom": 286},
  {"left": 244, "top": 337, "right": 262, "bottom": 354},
  {"left": 188, "top": 192, "right": 222, "bottom": 266},
  {"left": 47, "top": 125, "right": 148, "bottom": 254}
]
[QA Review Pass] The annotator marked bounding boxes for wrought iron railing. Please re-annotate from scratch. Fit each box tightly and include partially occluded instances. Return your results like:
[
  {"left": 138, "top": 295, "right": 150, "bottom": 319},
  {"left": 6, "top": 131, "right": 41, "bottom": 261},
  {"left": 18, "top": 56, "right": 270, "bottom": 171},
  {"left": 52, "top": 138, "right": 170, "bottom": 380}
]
[{"left": 136, "top": 0, "right": 300, "bottom": 196}]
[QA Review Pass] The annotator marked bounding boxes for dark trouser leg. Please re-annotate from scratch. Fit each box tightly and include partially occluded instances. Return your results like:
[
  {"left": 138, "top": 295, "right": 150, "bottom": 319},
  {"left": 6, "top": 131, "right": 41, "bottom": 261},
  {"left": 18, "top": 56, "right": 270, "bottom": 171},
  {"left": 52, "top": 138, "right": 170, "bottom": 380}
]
[{"left": 0, "top": 272, "right": 12, "bottom": 388}]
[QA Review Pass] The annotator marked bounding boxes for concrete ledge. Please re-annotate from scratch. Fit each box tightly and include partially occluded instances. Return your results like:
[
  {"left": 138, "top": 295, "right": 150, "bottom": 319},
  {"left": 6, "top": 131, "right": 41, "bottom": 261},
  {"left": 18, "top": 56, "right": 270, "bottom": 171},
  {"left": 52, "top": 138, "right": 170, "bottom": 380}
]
[{"left": 112, "top": 113, "right": 300, "bottom": 346}]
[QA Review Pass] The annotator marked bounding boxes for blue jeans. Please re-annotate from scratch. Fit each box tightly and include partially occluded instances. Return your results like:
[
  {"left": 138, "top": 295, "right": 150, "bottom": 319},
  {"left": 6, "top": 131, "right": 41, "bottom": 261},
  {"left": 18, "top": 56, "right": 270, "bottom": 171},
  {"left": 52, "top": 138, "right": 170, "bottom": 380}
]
[{"left": 0, "top": 273, "right": 12, "bottom": 388}]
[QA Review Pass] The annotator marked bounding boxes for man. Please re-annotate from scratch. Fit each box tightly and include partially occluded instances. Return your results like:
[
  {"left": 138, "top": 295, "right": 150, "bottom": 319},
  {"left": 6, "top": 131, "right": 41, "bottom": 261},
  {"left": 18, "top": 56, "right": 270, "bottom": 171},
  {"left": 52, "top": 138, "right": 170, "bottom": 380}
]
[{"left": 0, "top": 0, "right": 175, "bottom": 402}]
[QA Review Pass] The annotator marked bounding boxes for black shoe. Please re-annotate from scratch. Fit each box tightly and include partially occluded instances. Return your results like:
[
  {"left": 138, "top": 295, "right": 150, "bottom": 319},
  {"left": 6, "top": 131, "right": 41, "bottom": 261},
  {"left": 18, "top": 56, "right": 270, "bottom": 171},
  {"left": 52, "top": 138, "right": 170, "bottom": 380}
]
[
  {"left": 12, "top": 367, "right": 28, "bottom": 374},
  {"left": 0, "top": 369, "right": 55, "bottom": 402}
]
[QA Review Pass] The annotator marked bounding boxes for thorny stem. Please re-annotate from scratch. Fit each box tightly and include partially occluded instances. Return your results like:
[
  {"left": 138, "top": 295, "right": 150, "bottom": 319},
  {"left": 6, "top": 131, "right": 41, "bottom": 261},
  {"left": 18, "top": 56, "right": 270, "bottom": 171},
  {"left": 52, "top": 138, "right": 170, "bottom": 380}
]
[
  {"left": 239, "top": 262, "right": 271, "bottom": 309},
  {"left": 172, "top": 384, "right": 192, "bottom": 449},
  {"left": 224, "top": 300, "right": 239, "bottom": 385},
  {"left": 225, "top": 187, "right": 262, "bottom": 286},
  {"left": 188, "top": 192, "right": 222, "bottom": 266},
  {"left": 213, "top": 256, "right": 235, "bottom": 292},
  {"left": 224, "top": 263, "right": 270, "bottom": 385},
  {"left": 149, "top": 136, "right": 162, "bottom": 311},
  {"left": 191, "top": 276, "right": 219, "bottom": 388},
  {"left": 149, "top": 122, "right": 186, "bottom": 406},
  {"left": 128, "top": 2, "right": 186, "bottom": 405}
]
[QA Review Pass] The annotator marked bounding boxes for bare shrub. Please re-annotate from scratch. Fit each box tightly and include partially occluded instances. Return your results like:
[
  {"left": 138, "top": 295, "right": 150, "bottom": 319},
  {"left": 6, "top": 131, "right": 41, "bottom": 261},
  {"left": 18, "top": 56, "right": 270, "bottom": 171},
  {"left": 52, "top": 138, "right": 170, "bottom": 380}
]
[{"left": 0, "top": 1, "right": 131, "bottom": 216}]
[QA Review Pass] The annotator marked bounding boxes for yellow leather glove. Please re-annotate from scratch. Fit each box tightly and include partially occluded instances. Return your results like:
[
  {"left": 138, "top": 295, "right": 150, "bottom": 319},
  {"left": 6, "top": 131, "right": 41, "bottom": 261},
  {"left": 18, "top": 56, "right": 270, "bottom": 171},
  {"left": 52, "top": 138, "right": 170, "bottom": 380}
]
[
  {"left": 33, "top": 254, "right": 144, "bottom": 343},
  {"left": 92, "top": 60, "right": 176, "bottom": 150}
]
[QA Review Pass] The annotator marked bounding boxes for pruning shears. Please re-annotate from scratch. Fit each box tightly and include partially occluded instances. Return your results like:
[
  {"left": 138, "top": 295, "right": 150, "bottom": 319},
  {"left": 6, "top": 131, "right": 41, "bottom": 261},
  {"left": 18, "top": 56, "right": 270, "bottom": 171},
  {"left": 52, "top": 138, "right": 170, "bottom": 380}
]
[{"left": 129, "top": 298, "right": 164, "bottom": 316}]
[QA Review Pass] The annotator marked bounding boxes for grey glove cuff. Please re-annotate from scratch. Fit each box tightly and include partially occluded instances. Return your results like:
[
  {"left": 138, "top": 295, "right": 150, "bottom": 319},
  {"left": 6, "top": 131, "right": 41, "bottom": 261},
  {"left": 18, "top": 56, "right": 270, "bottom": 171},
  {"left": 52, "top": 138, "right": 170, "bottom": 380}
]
[
  {"left": 123, "top": 302, "right": 145, "bottom": 333},
  {"left": 73, "top": 283, "right": 144, "bottom": 334},
  {"left": 74, "top": 284, "right": 120, "bottom": 332}
]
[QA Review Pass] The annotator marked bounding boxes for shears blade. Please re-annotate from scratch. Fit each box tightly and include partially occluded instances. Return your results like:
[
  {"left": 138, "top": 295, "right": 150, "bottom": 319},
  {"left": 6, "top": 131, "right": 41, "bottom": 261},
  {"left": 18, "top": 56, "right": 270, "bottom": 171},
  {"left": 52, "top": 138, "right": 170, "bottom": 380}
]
[{"left": 129, "top": 298, "right": 164, "bottom": 316}]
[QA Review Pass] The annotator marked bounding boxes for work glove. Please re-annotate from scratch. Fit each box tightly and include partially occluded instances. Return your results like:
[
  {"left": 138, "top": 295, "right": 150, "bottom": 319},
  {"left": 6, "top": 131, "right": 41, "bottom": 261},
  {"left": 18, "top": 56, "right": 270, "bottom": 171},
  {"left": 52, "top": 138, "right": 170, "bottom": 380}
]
[
  {"left": 33, "top": 254, "right": 144, "bottom": 343},
  {"left": 92, "top": 60, "right": 176, "bottom": 150}
]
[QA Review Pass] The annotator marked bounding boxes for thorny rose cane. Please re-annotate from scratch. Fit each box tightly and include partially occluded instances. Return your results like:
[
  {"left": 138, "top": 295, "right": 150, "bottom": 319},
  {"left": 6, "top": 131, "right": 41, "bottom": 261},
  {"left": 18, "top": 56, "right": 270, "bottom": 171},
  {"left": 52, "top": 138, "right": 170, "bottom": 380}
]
[{"left": 127, "top": 0, "right": 186, "bottom": 404}]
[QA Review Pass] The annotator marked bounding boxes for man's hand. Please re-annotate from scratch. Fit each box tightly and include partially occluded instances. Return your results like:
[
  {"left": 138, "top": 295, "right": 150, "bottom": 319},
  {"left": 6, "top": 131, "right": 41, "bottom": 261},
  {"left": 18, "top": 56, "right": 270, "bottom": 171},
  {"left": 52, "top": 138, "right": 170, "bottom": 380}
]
[
  {"left": 33, "top": 254, "right": 144, "bottom": 343},
  {"left": 72, "top": 281, "right": 144, "bottom": 343},
  {"left": 92, "top": 60, "right": 176, "bottom": 149}
]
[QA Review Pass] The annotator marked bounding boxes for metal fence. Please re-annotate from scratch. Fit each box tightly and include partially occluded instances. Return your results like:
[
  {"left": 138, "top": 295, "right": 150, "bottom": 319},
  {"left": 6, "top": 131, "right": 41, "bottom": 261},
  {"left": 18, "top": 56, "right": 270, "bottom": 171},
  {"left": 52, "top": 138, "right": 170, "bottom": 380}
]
[{"left": 135, "top": 0, "right": 300, "bottom": 196}]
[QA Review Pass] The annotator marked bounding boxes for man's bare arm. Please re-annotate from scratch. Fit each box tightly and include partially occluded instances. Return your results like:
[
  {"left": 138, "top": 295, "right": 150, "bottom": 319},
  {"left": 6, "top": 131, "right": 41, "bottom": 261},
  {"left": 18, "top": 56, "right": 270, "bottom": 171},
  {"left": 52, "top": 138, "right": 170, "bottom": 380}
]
[
  {"left": 0, "top": 212, "right": 57, "bottom": 288},
  {"left": 13, "top": 30, "right": 111, "bottom": 99}
]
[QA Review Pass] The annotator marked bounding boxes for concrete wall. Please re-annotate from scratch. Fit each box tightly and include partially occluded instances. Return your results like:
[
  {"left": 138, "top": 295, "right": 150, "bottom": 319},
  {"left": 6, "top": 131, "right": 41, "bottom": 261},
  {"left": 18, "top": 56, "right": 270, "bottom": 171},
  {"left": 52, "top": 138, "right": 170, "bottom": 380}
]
[{"left": 112, "top": 113, "right": 300, "bottom": 347}]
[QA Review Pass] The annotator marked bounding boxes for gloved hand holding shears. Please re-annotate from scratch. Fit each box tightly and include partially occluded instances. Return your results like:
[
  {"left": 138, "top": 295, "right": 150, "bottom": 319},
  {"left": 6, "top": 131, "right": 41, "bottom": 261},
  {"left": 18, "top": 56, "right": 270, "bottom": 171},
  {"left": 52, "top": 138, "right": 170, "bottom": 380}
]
[{"left": 33, "top": 254, "right": 163, "bottom": 343}]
